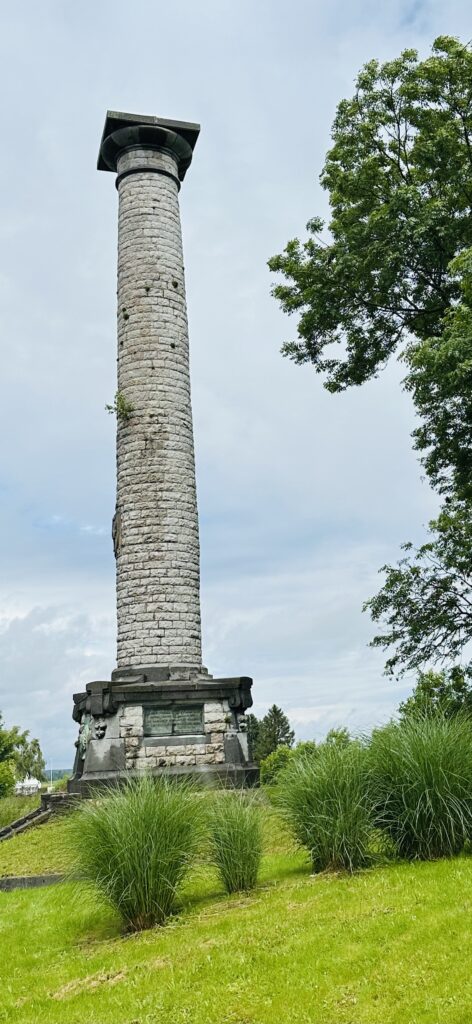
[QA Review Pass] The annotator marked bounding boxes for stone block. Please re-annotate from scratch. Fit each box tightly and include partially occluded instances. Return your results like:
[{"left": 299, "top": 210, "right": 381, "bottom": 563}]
[
  {"left": 204, "top": 711, "right": 225, "bottom": 724},
  {"left": 83, "top": 739, "right": 126, "bottom": 774},
  {"left": 195, "top": 752, "right": 211, "bottom": 764},
  {"left": 210, "top": 730, "right": 226, "bottom": 743},
  {"left": 125, "top": 737, "right": 140, "bottom": 749},
  {"left": 204, "top": 702, "right": 224, "bottom": 716}
]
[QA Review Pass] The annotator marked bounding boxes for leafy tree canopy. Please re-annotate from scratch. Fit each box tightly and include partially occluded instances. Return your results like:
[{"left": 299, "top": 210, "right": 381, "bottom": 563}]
[
  {"left": 259, "top": 745, "right": 294, "bottom": 785},
  {"left": 252, "top": 705, "right": 295, "bottom": 763},
  {"left": 404, "top": 249, "right": 472, "bottom": 500},
  {"left": 325, "top": 726, "right": 352, "bottom": 747},
  {"left": 0, "top": 712, "right": 17, "bottom": 765},
  {"left": 269, "top": 36, "right": 472, "bottom": 392},
  {"left": 270, "top": 35, "right": 472, "bottom": 679},
  {"left": 364, "top": 251, "right": 472, "bottom": 674},
  {"left": 0, "top": 712, "right": 45, "bottom": 783},
  {"left": 245, "top": 713, "right": 260, "bottom": 758},
  {"left": 14, "top": 736, "right": 46, "bottom": 782},
  {"left": 365, "top": 501, "right": 472, "bottom": 675},
  {"left": 398, "top": 666, "right": 472, "bottom": 721}
]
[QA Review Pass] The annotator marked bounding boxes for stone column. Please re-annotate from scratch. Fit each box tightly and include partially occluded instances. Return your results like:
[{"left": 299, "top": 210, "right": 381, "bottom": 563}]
[
  {"left": 68, "top": 112, "right": 257, "bottom": 793},
  {"left": 98, "top": 112, "right": 202, "bottom": 672}
]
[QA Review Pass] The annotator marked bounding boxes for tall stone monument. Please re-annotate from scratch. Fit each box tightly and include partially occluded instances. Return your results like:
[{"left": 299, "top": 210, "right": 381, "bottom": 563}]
[{"left": 69, "top": 111, "right": 257, "bottom": 791}]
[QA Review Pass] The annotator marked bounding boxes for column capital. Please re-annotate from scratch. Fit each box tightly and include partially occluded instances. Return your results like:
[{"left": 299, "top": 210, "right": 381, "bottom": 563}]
[{"left": 98, "top": 110, "right": 200, "bottom": 181}]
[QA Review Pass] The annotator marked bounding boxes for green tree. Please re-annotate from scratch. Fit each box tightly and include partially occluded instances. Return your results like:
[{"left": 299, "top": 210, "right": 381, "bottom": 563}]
[
  {"left": 269, "top": 37, "right": 472, "bottom": 392},
  {"left": 259, "top": 745, "right": 294, "bottom": 785},
  {"left": 0, "top": 712, "right": 17, "bottom": 765},
  {"left": 294, "top": 739, "right": 318, "bottom": 759},
  {"left": 0, "top": 716, "right": 16, "bottom": 794},
  {"left": 14, "top": 736, "right": 46, "bottom": 781},
  {"left": 325, "top": 727, "right": 351, "bottom": 747},
  {"left": 245, "top": 713, "right": 260, "bottom": 760},
  {"left": 270, "top": 35, "right": 472, "bottom": 678},
  {"left": 0, "top": 713, "right": 19, "bottom": 796},
  {"left": 254, "top": 705, "right": 295, "bottom": 763},
  {"left": 365, "top": 501, "right": 472, "bottom": 675},
  {"left": 0, "top": 761, "right": 15, "bottom": 797},
  {"left": 364, "top": 252, "right": 472, "bottom": 675},
  {"left": 398, "top": 666, "right": 472, "bottom": 721},
  {"left": 404, "top": 250, "right": 472, "bottom": 501},
  {"left": 0, "top": 712, "right": 45, "bottom": 783}
]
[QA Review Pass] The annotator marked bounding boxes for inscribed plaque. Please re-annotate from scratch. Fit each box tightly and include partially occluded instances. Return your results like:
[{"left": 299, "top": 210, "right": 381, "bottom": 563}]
[
  {"left": 144, "top": 708, "right": 173, "bottom": 736},
  {"left": 143, "top": 705, "right": 204, "bottom": 737},
  {"left": 173, "top": 706, "right": 203, "bottom": 735}
]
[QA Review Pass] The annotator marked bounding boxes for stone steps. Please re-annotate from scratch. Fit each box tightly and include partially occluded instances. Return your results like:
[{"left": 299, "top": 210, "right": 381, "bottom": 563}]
[
  {"left": 0, "top": 807, "right": 51, "bottom": 843},
  {"left": 0, "top": 792, "right": 79, "bottom": 843}
]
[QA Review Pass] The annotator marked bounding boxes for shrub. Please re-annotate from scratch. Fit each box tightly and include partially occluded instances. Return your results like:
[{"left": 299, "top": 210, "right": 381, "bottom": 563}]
[
  {"left": 208, "top": 792, "right": 263, "bottom": 893},
  {"left": 368, "top": 715, "right": 472, "bottom": 860},
  {"left": 253, "top": 705, "right": 294, "bottom": 762},
  {"left": 325, "top": 727, "right": 351, "bottom": 747},
  {"left": 293, "top": 740, "right": 319, "bottom": 762},
  {"left": 52, "top": 774, "right": 70, "bottom": 793},
  {"left": 0, "top": 761, "right": 15, "bottom": 798},
  {"left": 276, "top": 741, "right": 373, "bottom": 872},
  {"left": 260, "top": 745, "right": 294, "bottom": 784},
  {"left": 260, "top": 741, "right": 319, "bottom": 782},
  {"left": 67, "top": 776, "right": 204, "bottom": 930}
]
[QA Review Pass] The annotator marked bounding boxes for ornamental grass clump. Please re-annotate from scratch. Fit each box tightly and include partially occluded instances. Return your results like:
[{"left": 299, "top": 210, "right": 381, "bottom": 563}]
[
  {"left": 67, "top": 776, "right": 204, "bottom": 931},
  {"left": 276, "top": 741, "right": 373, "bottom": 873},
  {"left": 368, "top": 714, "right": 472, "bottom": 860},
  {"left": 208, "top": 792, "right": 263, "bottom": 893}
]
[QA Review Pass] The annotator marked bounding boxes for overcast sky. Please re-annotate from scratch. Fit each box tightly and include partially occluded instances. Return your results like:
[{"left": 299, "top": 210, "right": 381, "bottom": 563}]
[{"left": 0, "top": 0, "right": 468, "bottom": 767}]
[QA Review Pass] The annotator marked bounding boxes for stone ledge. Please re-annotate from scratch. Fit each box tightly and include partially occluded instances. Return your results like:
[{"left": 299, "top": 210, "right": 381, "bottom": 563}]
[
  {"left": 73, "top": 675, "right": 253, "bottom": 721},
  {"left": 143, "top": 734, "right": 209, "bottom": 747},
  {"left": 0, "top": 808, "right": 50, "bottom": 843},
  {"left": 69, "top": 763, "right": 259, "bottom": 795},
  {"left": 0, "top": 874, "right": 66, "bottom": 892}
]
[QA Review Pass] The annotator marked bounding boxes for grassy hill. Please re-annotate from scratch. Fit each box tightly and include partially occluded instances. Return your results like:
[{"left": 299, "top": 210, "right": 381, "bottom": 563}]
[{"left": 1, "top": 807, "right": 471, "bottom": 1023}]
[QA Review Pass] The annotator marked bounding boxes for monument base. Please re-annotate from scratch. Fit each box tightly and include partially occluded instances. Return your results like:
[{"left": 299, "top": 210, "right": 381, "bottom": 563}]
[
  {"left": 68, "top": 764, "right": 259, "bottom": 796},
  {"left": 68, "top": 666, "right": 258, "bottom": 793}
]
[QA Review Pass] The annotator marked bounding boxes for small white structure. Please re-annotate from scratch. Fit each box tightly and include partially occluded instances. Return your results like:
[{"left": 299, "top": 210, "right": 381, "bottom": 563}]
[{"left": 14, "top": 777, "right": 42, "bottom": 795}]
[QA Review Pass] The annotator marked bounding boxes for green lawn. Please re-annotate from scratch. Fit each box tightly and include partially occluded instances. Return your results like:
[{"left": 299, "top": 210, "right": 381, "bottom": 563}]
[
  {"left": 0, "top": 795, "right": 40, "bottom": 830},
  {"left": 0, "top": 816, "right": 71, "bottom": 875},
  {"left": 1, "top": 808, "right": 472, "bottom": 1023}
]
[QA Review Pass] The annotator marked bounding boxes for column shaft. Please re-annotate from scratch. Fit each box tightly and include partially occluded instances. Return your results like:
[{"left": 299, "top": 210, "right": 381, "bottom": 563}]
[{"left": 115, "top": 147, "right": 201, "bottom": 669}]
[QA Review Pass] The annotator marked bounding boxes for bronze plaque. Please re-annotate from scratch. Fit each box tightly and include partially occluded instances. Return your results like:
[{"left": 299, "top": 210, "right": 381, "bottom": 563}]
[
  {"left": 173, "top": 706, "right": 204, "bottom": 736},
  {"left": 144, "top": 708, "right": 173, "bottom": 736},
  {"left": 144, "top": 706, "right": 203, "bottom": 737}
]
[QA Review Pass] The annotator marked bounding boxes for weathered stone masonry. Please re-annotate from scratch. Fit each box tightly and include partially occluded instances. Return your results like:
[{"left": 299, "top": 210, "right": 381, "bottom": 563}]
[
  {"left": 120, "top": 701, "right": 232, "bottom": 770},
  {"left": 116, "top": 145, "right": 201, "bottom": 669}
]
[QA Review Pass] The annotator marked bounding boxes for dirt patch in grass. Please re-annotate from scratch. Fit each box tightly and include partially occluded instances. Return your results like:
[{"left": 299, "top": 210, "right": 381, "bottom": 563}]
[{"left": 52, "top": 956, "right": 172, "bottom": 1000}]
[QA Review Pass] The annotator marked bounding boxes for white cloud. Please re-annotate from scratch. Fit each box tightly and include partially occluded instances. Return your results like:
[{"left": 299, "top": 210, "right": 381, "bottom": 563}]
[
  {"left": 0, "top": 606, "right": 114, "bottom": 765},
  {"left": 202, "top": 540, "right": 414, "bottom": 739}
]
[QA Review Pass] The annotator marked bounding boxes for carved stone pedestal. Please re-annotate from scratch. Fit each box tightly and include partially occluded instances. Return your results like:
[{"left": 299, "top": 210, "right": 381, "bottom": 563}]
[{"left": 69, "top": 667, "right": 258, "bottom": 793}]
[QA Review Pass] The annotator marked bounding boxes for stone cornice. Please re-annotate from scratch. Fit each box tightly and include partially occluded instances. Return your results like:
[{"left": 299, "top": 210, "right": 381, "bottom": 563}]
[
  {"left": 72, "top": 675, "right": 254, "bottom": 720},
  {"left": 98, "top": 110, "right": 200, "bottom": 180}
]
